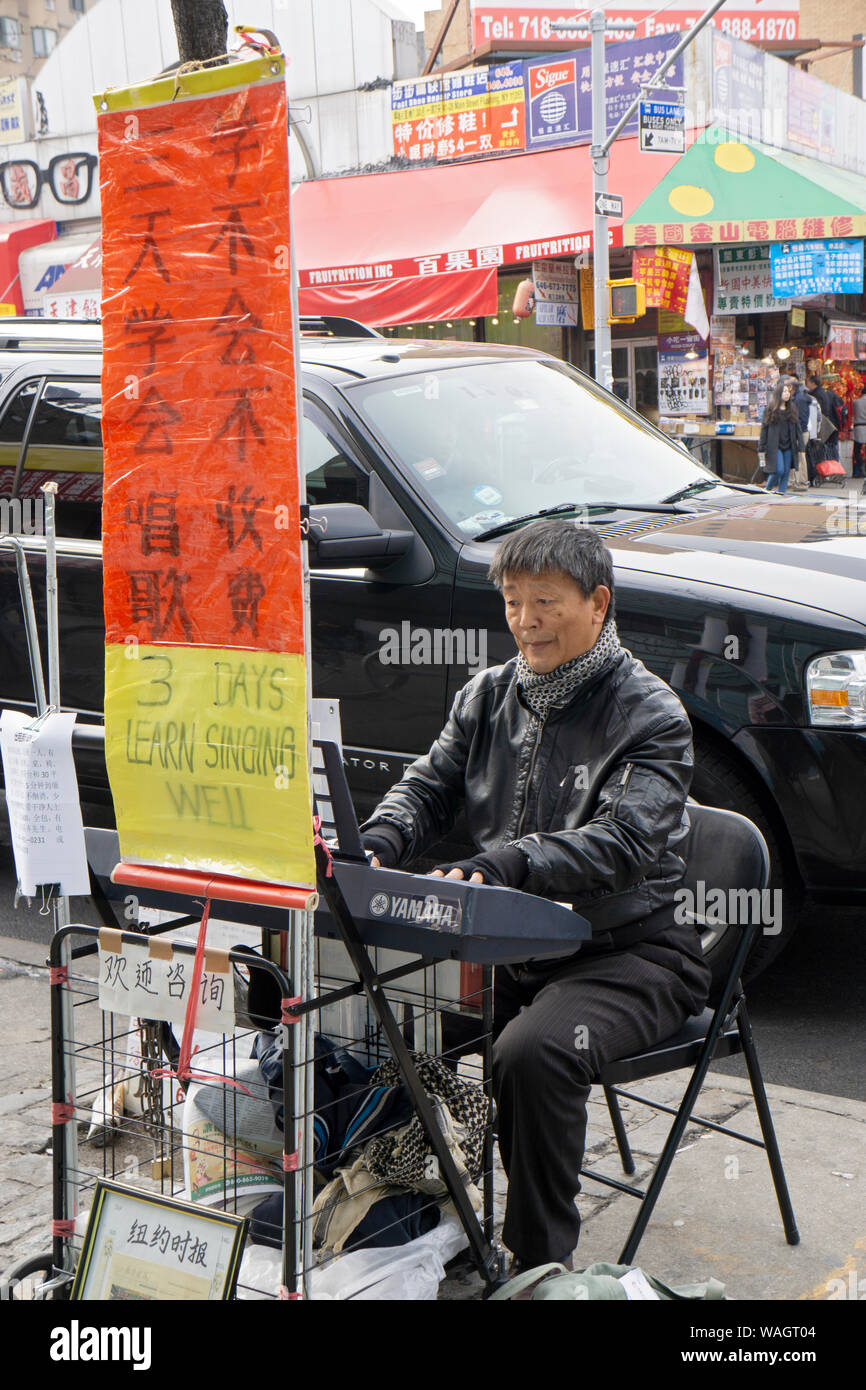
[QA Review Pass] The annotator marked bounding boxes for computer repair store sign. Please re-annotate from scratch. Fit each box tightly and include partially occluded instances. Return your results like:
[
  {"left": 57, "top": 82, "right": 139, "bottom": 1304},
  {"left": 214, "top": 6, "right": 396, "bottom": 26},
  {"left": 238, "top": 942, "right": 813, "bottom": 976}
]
[{"left": 470, "top": 2, "right": 799, "bottom": 46}]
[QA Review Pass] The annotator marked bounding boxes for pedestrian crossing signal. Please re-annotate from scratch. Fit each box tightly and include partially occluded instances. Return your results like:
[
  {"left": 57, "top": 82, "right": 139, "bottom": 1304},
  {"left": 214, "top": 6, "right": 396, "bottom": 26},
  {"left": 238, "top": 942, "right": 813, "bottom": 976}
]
[{"left": 608, "top": 279, "right": 646, "bottom": 324}]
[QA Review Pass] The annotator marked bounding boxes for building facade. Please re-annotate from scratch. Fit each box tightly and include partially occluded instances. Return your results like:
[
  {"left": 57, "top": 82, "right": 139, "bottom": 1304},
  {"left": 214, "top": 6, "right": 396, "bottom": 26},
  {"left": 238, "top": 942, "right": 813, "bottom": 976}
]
[{"left": 0, "top": 0, "right": 89, "bottom": 82}]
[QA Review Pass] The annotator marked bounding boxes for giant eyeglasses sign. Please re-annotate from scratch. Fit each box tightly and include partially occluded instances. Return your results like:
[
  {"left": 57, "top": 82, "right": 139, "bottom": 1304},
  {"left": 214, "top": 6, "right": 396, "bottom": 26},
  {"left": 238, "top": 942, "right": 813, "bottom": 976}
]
[
  {"left": 95, "top": 56, "right": 315, "bottom": 889},
  {"left": 0, "top": 152, "right": 97, "bottom": 209}
]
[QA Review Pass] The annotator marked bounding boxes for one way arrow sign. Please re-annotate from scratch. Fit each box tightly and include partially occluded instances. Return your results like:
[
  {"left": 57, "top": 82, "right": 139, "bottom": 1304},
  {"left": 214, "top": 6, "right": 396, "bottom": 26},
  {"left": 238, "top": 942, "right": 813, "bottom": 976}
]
[{"left": 594, "top": 192, "right": 623, "bottom": 218}]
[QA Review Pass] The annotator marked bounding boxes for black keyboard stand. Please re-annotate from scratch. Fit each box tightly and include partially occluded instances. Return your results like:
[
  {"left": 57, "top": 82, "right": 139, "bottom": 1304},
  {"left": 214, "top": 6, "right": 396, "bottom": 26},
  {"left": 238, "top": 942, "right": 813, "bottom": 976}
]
[
  {"left": 308, "top": 838, "right": 503, "bottom": 1289},
  {"left": 309, "top": 739, "right": 503, "bottom": 1288}
]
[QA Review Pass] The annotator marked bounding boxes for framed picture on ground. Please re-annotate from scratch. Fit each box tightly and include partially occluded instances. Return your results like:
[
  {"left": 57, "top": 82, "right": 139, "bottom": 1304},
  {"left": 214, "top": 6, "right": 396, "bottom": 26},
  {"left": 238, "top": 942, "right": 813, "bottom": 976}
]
[{"left": 70, "top": 1180, "right": 248, "bottom": 1301}]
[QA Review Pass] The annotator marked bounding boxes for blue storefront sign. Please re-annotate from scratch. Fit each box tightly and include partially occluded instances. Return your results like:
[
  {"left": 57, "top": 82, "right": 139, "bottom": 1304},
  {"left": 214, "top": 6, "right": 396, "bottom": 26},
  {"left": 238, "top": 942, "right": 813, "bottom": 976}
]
[
  {"left": 770, "top": 239, "right": 864, "bottom": 297},
  {"left": 525, "top": 56, "right": 579, "bottom": 147},
  {"left": 577, "top": 33, "right": 682, "bottom": 142}
]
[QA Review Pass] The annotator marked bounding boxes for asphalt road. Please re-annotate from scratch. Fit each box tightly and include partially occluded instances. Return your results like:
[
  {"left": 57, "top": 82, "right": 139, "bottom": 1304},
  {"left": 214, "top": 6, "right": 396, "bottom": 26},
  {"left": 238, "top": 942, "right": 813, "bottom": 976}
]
[{"left": 0, "top": 834, "right": 862, "bottom": 1104}]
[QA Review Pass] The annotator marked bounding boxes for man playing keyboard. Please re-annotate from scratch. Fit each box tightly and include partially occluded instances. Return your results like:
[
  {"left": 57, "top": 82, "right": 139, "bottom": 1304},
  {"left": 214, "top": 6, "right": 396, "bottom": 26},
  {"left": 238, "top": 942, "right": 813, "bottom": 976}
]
[{"left": 360, "top": 521, "right": 710, "bottom": 1275}]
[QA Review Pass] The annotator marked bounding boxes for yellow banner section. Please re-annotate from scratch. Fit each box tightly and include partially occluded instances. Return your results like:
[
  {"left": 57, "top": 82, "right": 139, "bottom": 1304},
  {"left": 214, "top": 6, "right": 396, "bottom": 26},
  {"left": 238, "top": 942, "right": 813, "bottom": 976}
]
[{"left": 105, "top": 644, "right": 314, "bottom": 887}]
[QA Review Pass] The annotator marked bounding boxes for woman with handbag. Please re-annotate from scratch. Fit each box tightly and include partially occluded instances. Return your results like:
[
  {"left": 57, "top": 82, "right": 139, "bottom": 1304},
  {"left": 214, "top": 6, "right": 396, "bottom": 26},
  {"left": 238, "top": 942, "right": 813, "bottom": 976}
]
[{"left": 758, "top": 379, "right": 806, "bottom": 495}]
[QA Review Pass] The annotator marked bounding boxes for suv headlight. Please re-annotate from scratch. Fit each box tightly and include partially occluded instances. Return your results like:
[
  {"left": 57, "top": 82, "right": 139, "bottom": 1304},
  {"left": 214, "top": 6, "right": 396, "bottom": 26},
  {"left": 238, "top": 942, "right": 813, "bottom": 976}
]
[{"left": 806, "top": 650, "right": 866, "bottom": 728}]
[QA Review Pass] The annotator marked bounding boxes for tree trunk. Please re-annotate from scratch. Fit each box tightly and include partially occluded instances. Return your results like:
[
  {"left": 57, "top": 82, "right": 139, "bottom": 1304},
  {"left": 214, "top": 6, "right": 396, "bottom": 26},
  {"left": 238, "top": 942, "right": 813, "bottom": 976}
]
[{"left": 170, "top": 0, "right": 229, "bottom": 64}]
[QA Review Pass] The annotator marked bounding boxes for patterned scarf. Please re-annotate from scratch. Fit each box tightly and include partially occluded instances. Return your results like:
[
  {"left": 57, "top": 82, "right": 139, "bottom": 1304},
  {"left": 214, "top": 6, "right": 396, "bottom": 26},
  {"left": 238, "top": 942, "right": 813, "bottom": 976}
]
[{"left": 515, "top": 617, "right": 622, "bottom": 720}]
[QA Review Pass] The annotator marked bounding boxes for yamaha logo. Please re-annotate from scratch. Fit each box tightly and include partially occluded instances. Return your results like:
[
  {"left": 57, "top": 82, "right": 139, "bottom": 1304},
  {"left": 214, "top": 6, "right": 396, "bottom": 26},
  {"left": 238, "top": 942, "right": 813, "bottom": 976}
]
[{"left": 366, "top": 891, "right": 462, "bottom": 930}]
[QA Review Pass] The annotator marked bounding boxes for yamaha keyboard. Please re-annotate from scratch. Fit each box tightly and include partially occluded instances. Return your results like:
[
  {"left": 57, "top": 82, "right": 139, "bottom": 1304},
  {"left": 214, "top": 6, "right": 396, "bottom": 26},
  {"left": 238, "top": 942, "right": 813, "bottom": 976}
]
[
  {"left": 314, "top": 859, "right": 590, "bottom": 962},
  {"left": 85, "top": 829, "right": 590, "bottom": 964}
]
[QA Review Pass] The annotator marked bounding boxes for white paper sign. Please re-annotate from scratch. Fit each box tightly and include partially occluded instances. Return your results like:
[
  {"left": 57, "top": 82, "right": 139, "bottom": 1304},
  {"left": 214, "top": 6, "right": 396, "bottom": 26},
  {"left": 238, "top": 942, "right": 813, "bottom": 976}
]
[
  {"left": 0, "top": 708, "right": 90, "bottom": 897},
  {"left": 533, "top": 258, "right": 578, "bottom": 327},
  {"left": 97, "top": 930, "right": 235, "bottom": 1033}
]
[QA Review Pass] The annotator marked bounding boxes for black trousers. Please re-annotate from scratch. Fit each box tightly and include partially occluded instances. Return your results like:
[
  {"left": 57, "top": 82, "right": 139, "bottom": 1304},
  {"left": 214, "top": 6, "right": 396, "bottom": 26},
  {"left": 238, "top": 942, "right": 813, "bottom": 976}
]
[{"left": 492, "top": 912, "right": 711, "bottom": 1266}]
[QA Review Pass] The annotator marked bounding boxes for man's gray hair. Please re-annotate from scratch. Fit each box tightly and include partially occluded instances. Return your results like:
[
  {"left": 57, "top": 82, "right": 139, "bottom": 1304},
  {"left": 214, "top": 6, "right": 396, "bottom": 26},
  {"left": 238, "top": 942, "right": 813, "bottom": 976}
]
[{"left": 488, "top": 520, "right": 616, "bottom": 618}]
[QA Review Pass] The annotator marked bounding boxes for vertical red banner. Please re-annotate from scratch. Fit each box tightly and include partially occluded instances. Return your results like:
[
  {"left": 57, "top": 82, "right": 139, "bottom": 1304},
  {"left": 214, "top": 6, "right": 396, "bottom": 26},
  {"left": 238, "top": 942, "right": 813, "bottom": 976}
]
[{"left": 97, "top": 59, "right": 314, "bottom": 887}]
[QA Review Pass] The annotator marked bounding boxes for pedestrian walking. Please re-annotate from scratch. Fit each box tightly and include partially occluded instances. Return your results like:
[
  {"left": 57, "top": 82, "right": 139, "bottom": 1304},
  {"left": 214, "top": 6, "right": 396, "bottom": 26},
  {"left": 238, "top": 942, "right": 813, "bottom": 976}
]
[
  {"left": 759, "top": 379, "right": 805, "bottom": 496},
  {"left": 806, "top": 373, "right": 833, "bottom": 486},
  {"left": 852, "top": 385, "right": 866, "bottom": 479},
  {"left": 785, "top": 374, "right": 812, "bottom": 490}
]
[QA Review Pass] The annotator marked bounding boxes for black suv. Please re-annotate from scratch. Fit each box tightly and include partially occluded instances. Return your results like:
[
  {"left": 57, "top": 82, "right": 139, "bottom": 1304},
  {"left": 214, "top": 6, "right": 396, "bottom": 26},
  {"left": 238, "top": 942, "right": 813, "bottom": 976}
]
[{"left": 1, "top": 318, "right": 865, "bottom": 988}]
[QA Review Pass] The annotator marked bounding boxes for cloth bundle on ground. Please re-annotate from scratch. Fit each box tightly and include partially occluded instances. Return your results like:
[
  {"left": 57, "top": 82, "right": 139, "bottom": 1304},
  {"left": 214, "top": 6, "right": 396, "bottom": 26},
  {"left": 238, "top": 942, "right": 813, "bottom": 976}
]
[{"left": 251, "top": 1033, "right": 487, "bottom": 1254}]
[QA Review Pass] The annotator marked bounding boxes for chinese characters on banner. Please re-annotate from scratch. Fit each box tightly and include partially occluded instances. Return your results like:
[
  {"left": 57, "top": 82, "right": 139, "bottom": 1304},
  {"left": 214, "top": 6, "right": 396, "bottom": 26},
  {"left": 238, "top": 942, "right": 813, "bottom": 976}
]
[
  {"left": 826, "top": 324, "right": 856, "bottom": 359},
  {"left": 632, "top": 246, "right": 692, "bottom": 315},
  {"left": 714, "top": 245, "right": 792, "bottom": 314},
  {"left": 576, "top": 34, "right": 681, "bottom": 144},
  {"left": 392, "top": 63, "right": 525, "bottom": 162},
  {"left": 96, "top": 59, "right": 315, "bottom": 888},
  {"left": 769, "top": 239, "right": 864, "bottom": 298}
]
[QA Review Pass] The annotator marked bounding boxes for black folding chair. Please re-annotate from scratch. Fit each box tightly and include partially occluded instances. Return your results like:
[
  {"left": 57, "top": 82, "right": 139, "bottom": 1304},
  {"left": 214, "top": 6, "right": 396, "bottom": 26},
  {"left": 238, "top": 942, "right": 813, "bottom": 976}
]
[{"left": 580, "top": 803, "right": 800, "bottom": 1264}]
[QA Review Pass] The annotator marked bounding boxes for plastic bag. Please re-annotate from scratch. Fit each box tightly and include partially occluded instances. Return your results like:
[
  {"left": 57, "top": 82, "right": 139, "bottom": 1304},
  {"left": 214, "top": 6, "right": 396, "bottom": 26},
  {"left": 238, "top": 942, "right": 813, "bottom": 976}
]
[{"left": 236, "top": 1210, "right": 467, "bottom": 1301}]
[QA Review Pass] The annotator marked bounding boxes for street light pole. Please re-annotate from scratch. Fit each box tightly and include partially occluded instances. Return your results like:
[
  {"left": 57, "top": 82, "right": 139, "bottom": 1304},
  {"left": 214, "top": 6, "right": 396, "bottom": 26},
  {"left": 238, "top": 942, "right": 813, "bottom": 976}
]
[
  {"left": 589, "top": 9, "right": 624, "bottom": 391},
  {"left": 554, "top": 10, "right": 635, "bottom": 390}
]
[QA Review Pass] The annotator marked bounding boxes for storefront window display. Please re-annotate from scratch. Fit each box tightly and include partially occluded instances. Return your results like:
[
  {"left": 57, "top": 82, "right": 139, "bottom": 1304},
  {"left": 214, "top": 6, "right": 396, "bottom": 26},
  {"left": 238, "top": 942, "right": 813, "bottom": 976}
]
[
  {"left": 484, "top": 274, "right": 567, "bottom": 356},
  {"left": 588, "top": 340, "right": 659, "bottom": 418},
  {"left": 380, "top": 318, "right": 476, "bottom": 342},
  {"left": 379, "top": 275, "right": 568, "bottom": 356}
]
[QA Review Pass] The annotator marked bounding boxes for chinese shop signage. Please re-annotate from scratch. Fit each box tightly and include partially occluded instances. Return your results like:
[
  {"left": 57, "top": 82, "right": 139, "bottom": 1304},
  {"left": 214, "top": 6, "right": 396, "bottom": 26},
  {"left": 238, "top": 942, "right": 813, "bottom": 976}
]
[
  {"left": 714, "top": 245, "right": 792, "bottom": 315},
  {"left": 392, "top": 63, "right": 525, "bottom": 162}
]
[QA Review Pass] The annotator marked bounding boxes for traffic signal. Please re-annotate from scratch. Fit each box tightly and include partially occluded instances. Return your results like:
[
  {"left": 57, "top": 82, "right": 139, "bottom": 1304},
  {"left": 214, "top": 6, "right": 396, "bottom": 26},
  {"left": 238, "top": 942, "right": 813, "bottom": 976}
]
[{"left": 608, "top": 278, "right": 646, "bottom": 324}]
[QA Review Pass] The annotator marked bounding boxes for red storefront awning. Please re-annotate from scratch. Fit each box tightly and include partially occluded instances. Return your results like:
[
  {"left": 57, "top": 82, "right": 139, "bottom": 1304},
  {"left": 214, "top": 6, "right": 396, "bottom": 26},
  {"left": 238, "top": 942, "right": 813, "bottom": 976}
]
[
  {"left": 0, "top": 219, "right": 57, "bottom": 313},
  {"left": 293, "top": 138, "right": 681, "bottom": 327}
]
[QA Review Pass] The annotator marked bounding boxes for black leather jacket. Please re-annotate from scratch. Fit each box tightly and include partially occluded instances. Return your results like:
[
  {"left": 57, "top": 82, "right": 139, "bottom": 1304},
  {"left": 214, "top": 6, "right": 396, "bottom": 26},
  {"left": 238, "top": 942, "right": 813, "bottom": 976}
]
[{"left": 362, "top": 649, "right": 694, "bottom": 950}]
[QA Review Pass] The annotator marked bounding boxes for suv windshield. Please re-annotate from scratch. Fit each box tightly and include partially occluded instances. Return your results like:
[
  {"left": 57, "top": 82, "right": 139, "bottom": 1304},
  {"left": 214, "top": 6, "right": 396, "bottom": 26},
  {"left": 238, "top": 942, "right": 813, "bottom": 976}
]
[{"left": 350, "top": 358, "right": 718, "bottom": 536}]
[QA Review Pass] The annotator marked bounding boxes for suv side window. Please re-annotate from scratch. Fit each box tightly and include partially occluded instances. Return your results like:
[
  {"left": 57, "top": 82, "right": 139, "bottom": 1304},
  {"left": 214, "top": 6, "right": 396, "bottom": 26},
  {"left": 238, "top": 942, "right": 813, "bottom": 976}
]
[
  {"left": 0, "top": 381, "right": 38, "bottom": 485},
  {"left": 302, "top": 407, "right": 369, "bottom": 508},
  {"left": 25, "top": 379, "right": 102, "bottom": 538}
]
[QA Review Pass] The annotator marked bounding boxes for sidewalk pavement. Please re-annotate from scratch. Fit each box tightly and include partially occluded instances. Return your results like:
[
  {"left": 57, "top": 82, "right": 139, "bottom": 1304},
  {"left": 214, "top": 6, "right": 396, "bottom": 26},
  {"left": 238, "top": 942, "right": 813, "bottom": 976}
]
[{"left": 2, "top": 931, "right": 864, "bottom": 1302}]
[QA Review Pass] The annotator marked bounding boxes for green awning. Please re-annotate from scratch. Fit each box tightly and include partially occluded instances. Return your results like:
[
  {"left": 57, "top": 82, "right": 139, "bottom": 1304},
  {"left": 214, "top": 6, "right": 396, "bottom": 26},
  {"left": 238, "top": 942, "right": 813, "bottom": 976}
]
[{"left": 624, "top": 125, "right": 866, "bottom": 247}]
